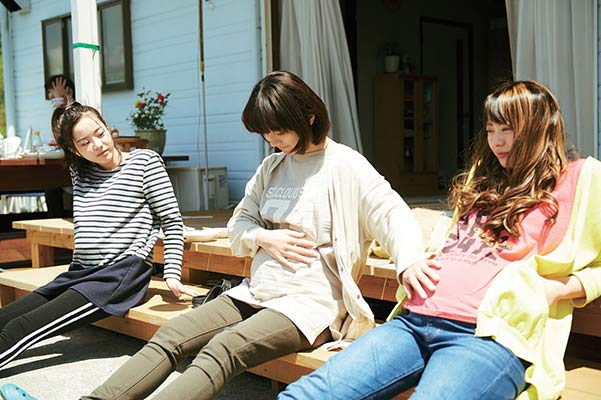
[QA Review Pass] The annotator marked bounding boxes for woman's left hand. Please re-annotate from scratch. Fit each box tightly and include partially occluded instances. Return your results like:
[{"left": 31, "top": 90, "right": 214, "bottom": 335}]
[
  {"left": 540, "top": 275, "right": 585, "bottom": 306},
  {"left": 166, "top": 278, "right": 201, "bottom": 299},
  {"left": 400, "top": 258, "right": 442, "bottom": 300}
]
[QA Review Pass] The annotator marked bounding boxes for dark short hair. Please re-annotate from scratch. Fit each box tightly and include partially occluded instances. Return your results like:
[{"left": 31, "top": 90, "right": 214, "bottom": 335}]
[
  {"left": 44, "top": 74, "right": 76, "bottom": 97},
  {"left": 241, "top": 71, "right": 331, "bottom": 154},
  {"left": 51, "top": 102, "right": 111, "bottom": 177}
]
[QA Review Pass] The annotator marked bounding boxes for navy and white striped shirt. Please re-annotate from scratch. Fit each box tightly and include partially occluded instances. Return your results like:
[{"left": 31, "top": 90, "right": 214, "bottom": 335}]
[{"left": 71, "top": 149, "right": 183, "bottom": 280}]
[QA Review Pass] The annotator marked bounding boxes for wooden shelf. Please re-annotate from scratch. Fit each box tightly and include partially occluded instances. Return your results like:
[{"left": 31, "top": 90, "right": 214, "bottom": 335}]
[{"left": 374, "top": 74, "right": 439, "bottom": 196}]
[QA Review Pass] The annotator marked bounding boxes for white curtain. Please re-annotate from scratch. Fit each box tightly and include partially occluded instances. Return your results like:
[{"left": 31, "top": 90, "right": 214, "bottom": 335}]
[
  {"left": 279, "top": 0, "right": 363, "bottom": 152},
  {"left": 505, "top": 0, "right": 595, "bottom": 156},
  {"left": 71, "top": 0, "right": 102, "bottom": 111}
]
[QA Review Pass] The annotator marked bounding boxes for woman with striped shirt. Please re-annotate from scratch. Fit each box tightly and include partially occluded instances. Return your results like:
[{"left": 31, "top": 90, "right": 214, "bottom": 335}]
[{"left": 0, "top": 102, "right": 198, "bottom": 370}]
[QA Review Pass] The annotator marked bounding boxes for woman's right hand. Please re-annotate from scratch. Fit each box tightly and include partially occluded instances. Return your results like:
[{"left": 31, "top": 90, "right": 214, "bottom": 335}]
[
  {"left": 166, "top": 278, "right": 201, "bottom": 299},
  {"left": 51, "top": 77, "right": 68, "bottom": 98},
  {"left": 401, "top": 258, "right": 442, "bottom": 300},
  {"left": 256, "top": 229, "right": 319, "bottom": 270}
]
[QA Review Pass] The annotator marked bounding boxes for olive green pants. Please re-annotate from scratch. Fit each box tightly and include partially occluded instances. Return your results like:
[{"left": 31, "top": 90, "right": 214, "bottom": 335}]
[{"left": 82, "top": 295, "right": 329, "bottom": 400}]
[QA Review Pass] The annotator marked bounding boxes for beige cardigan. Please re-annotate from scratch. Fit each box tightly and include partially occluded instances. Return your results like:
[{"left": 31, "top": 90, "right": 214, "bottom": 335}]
[{"left": 228, "top": 140, "right": 426, "bottom": 340}]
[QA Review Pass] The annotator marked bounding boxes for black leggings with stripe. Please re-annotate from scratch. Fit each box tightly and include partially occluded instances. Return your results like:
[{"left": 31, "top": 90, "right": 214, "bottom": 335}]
[{"left": 0, "top": 289, "right": 109, "bottom": 369}]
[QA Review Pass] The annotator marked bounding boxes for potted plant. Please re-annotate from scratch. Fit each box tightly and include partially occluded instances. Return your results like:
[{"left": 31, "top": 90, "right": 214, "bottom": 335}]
[
  {"left": 129, "top": 90, "right": 171, "bottom": 154},
  {"left": 383, "top": 41, "right": 401, "bottom": 73}
]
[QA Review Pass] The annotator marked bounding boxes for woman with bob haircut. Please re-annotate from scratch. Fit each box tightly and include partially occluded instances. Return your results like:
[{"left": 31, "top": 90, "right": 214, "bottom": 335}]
[
  {"left": 83, "top": 70, "right": 424, "bottom": 399},
  {"left": 279, "top": 80, "right": 601, "bottom": 400}
]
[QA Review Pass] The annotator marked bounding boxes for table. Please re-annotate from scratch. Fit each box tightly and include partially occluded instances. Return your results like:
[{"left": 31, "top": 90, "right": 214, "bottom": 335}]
[
  {"left": 12, "top": 211, "right": 400, "bottom": 302},
  {"left": 112, "top": 137, "right": 189, "bottom": 164},
  {"left": 0, "top": 154, "right": 188, "bottom": 193},
  {"left": 0, "top": 158, "right": 70, "bottom": 193}
]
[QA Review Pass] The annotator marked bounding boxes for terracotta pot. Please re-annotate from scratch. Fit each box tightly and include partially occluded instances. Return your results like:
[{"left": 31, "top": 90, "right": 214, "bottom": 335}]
[{"left": 135, "top": 129, "right": 166, "bottom": 155}]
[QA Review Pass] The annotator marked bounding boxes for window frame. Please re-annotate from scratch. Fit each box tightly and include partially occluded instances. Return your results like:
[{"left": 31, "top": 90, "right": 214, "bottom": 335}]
[
  {"left": 98, "top": 0, "right": 133, "bottom": 92},
  {"left": 41, "top": 13, "right": 72, "bottom": 99},
  {"left": 41, "top": 0, "right": 133, "bottom": 95}
]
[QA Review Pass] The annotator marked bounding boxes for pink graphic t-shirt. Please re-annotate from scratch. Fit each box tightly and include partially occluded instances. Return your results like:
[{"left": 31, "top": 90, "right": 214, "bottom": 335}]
[{"left": 405, "top": 159, "right": 585, "bottom": 323}]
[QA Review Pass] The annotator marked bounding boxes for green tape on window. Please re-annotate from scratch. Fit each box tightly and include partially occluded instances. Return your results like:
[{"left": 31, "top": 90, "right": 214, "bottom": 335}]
[{"left": 73, "top": 42, "right": 101, "bottom": 51}]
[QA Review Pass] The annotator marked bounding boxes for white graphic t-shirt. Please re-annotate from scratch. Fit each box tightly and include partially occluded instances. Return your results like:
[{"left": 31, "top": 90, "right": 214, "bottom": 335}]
[{"left": 227, "top": 148, "right": 346, "bottom": 344}]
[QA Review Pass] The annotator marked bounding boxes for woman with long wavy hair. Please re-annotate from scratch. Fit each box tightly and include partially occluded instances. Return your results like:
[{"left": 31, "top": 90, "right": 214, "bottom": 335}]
[{"left": 279, "top": 80, "right": 601, "bottom": 400}]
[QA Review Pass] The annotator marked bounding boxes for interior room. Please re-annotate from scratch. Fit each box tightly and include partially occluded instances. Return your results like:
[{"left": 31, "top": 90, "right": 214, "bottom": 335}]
[{"left": 342, "top": 0, "right": 512, "bottom": 196}]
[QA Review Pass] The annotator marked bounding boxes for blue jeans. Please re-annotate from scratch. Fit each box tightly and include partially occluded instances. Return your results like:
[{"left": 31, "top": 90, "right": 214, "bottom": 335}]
[{"left": 279, "top": 312, "right": 526, "bottom": 400}]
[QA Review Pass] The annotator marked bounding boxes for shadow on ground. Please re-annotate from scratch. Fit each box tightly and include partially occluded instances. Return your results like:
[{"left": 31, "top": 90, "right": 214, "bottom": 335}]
[{"left": 0, "top": 325, "right": 276, "bottom": 400}]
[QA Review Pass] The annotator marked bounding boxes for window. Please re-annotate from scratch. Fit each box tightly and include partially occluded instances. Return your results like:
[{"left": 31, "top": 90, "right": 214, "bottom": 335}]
[
  {"left": 99, "top": 0, "right": 133, "bottom": 91},
  {"left": 41, "top": 0, "right": 133, "bottom": 94},
  {"left": 42, "top": 14, "right": 73, "bottom": 96}
]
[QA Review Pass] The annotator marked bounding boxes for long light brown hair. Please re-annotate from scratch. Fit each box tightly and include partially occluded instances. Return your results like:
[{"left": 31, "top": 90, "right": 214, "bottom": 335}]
[{"left": 449, "top": 80, "right": 568, "bottom": 241}]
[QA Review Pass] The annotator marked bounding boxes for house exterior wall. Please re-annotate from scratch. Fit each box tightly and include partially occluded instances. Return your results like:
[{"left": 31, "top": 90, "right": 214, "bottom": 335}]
[{"left": 5, "top": 0, "right": 265, "bottom": 202}]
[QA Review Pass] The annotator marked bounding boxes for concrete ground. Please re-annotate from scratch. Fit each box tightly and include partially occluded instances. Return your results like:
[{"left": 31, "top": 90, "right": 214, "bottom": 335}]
[{"left": 0, "top": 325, "right": 276, "bottom": 400}]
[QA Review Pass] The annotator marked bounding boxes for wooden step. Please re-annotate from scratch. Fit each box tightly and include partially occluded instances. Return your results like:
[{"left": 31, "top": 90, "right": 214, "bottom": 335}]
[
  {"left": 0, "top": 265, "right": 207, "bottom": 340},
  {"left": 1, "top": 265, "right": 599, "bottom": 398}
]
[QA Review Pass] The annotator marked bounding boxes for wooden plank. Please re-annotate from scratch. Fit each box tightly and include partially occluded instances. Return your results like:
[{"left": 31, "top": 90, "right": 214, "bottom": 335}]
[
  {"left": 182, "top": 250, "right": 210, "bottom": 270},
  {"left": 0, "top": 237, "right": 30, "bottom": 264},
  {"left": 10, "top": 217, "right": 601, "bottom": 341},
  {"left": 561, "top": 388, "right": 601, "bottom": 400},
  {"left": 27, "top": 230, "right": 75, "bottom": 248},
  {"left": 247, "top": 348, "right": 337, "bottom": 386},
  {"left": 12, "top": 218, "right": 398, "bottom": 278},
  {"left": 0, "top": 161, "right": 70, "bottom": 192},
  {"left": 0, "top": 284, "right": 16, "bottom": 307},
  {"left": 564, "top": 358, "right": 601, "bottom": 399},
  {"left": 190, "top": 238, "right": 235, "bottom": 256},
  {"left": 124, "top": 280, "right": 206, "bottom": 325},
  {"left": 153, "top": 245, "right": 164, "bottom": 264},
  {"left": 364, "top": 257, "right": 397, "bottom": 279},
  {"left": 31, "top": 242, "right": 54, "bottom": 268},
  {"left": 15, "top": 219, "right": 75, "bottom": 235},
  {"left": 207, "top": 254, "right": 247, "bottom": 276},
  {"left": 357, "top": 274, "right": 386, "bottom": 300},
  {"left": 93, "top": 317, "right": 158, "bottom": 341},
  {"left": 89, "top": 268, "right": 207, "bottom": 340},
  {"left": 243, "top": 257, "right": 252, "bottom": 277},
  {"left": 382, "top": 277, "right": 400, "bottom": 302},
  {"left": 1, "top": 260, "right": 600, "bottom": 397},
  {"left": 0, "top": 264, "right": 69, "bottom": 291},
  {"left": 0, "top": 265, "right": 206, "bottom": 341},
  {"left": 249, "top": 360, "right": 315, "bottom": 385}
]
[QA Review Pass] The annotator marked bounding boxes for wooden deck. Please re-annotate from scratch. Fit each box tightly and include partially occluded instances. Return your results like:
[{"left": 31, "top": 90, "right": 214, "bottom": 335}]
[
  {"left": 3, "top": 209, "right": 601, "bottom": 397},
  {"left": 1, "top": 263, "right": 599, "bottom": 399}
]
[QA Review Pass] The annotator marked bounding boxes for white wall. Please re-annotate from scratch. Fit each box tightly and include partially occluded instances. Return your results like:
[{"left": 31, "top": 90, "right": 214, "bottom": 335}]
[
  {"left": 5, "top": 0, "right": 264, "bottom": 202},
  {"left": 201, "top": 0, "right": 265, "bottom": 200},
  {"left": 8, "top": 1, "right": 65, "bottom": 143}
]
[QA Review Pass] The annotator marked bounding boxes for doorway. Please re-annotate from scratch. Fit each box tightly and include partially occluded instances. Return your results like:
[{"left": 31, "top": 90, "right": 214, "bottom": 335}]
[{"left": 420, "top": 17, "right": 474, "bottom": 183}]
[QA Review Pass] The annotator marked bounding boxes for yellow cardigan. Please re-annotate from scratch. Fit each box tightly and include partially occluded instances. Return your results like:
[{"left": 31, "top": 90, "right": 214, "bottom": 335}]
[{"left": 389, "top": 157, "right": 601, "bottom": 400}]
